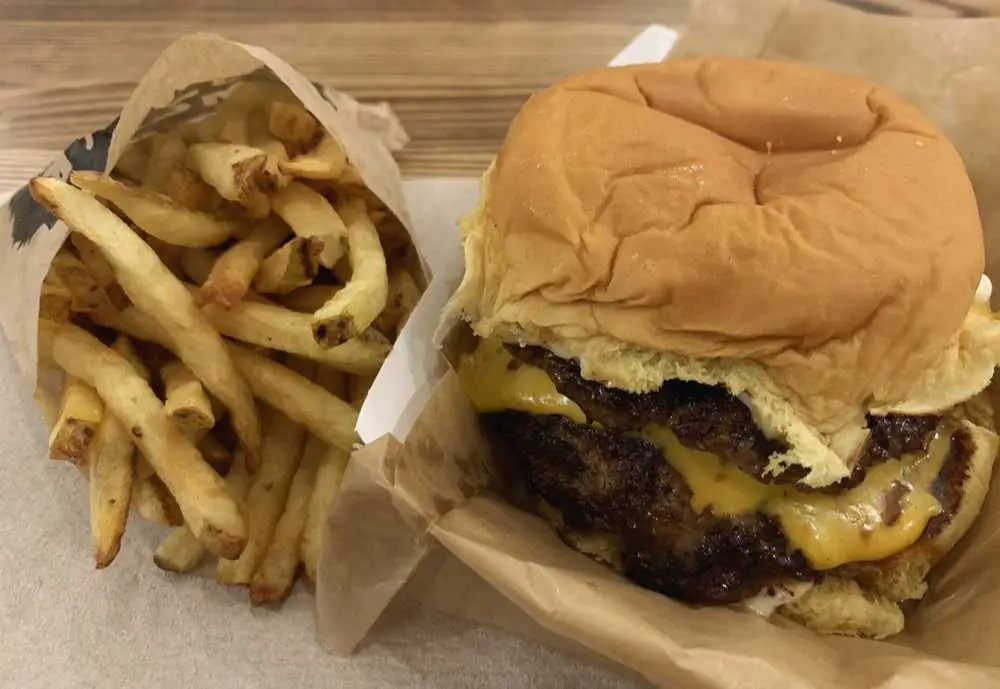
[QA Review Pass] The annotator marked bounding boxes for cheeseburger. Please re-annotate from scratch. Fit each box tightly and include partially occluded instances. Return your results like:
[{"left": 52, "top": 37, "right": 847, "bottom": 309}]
[{"left": 447, "top": 58, "right": 1000, "bottom": 639}]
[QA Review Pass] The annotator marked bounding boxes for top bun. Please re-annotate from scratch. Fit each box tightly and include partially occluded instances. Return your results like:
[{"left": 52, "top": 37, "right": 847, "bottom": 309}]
[{"left": 449, "top": 57, "right": 1000, "bottom": 486}]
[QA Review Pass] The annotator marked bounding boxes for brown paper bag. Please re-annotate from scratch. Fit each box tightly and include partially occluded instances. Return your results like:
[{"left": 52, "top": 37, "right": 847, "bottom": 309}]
[
  {"left": 319, "top": 2, "right": 1000, "bottom": 687},
  {"left": 0, "top": 32, "right": 418, "bottom": 397},
  {"left": 1, "top": 30, "right": 436, "bottom": 436}
]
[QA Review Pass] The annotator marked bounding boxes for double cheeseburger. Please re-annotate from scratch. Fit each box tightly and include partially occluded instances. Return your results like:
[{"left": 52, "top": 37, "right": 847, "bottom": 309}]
[{"left": 448, "top": 58, "right": 1000, "bottom": 639}]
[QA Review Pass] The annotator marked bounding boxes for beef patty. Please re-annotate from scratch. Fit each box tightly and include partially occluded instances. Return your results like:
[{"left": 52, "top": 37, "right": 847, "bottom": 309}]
[
  {"left": 482, "top": 349, "right": 973, "bottom": 605},
  {"left": 514, "top": 346, "right": 939, "bottom": 490}
]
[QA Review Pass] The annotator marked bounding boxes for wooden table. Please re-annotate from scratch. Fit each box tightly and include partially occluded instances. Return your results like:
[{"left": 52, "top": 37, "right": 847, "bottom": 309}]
[{"left": 0, "top": 0, "right": 996, "bottom": 193}]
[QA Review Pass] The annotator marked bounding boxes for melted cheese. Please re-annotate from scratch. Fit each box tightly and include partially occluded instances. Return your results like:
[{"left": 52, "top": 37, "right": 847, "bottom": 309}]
[
  {"left": 644, "top": 426, "right": 950, "bottom": 570},
  {"left": 459, "top": 337, "right": 952, "bottom": 571},
  {"left": 457, "top": 338, "right": 586, "bottom": 423}
]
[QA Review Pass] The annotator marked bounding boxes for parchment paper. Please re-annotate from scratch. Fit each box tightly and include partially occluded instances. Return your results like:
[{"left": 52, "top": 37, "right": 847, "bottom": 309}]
[{"left": 319, "top": 4, "right": 1000, "bottom": 687}]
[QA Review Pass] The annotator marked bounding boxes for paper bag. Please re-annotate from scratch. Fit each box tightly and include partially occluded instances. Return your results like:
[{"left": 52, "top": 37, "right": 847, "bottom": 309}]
[
  {"left": 0, "top": 31, "right": 422, "bottom": 396},
  {"left": 319, "top": 3, "right": 1000, "bottom": 687}
]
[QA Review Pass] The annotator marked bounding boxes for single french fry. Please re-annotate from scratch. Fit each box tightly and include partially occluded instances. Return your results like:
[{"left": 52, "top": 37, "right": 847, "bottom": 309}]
[
  {"left": 249, "top": 432, "right": 323, "bottom": 604},
  {"left": 154, "top": 448, "right": 253, "bottom": 573},
  {"left": 192, "top": 295, "right": 389, "bottom": 375},
  {"left": 31, "top": 177, "right": 262, "bottom": 464},
  {"left": 69, "top": 171, "right": 235, "bottom": 248},
  {"left": 186, "top": 143, "right": 279, "bottom": 218},
  {"left": 268, "top": 101, "right": 319, "bottom": 155},
  {"left": 301, "top": 443, "right": 350, "bottom": 581},
  {"left": 49, "top": 323, "right": 247, "bottom": 559},
  {"left": 278, "top": 134, "right": 347, "bottom": 180},
  {"left": 274, "top": 284, "right": 339, "bottom": 313},
  {"left": 311, "top": 199, "right": 388, "bottom": 348},
  {"left": 253, "top": 139, "right": 292, "bottom": 187},
  {"left": 252, "top": 236, "right": 322, "bottom": 295},
  {"left": 143, "top": 133, "right": 188, "bottom": 190},
  {"left": 197, "top": 219, "right": 290, "bottom": 307},
  {"left": 162, "top": 360, "right": 216, "bottom": 433},
  {"left": 373, "top": 268, "right": 421, "bottom": 338},
  {"left": 217, "top": 407, "right": 305, "bottom": 585},
  {"left": 49, "top": 376, "right": 103, "bottom": 462},
  {"left": 271, "top": 182, "right": 347, "bottom": 268},
  {"left": 88, "top": 413, "right": 135, "bottom": 569}
]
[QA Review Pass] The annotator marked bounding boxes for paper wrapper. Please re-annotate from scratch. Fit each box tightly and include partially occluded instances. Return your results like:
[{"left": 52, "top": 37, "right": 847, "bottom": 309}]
[
  {"left": 0, "top": 32, "right": 420, "bottom": 395},
  {"left": 319, "top": 5, "right": 1000, "bottom": 688}
]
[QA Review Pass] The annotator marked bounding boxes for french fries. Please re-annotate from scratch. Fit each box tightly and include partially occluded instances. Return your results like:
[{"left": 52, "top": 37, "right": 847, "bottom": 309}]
[
  {"left": 186, "top": 143, "right": 279, "bottom": 218},
  {"left": 252, "top": 236, "right": 323, "bottom": 294},
  {"left": 31, "top": 177, "right": 262, "bottom": 466},
  {"left": 49, "top": 376, "right": 103, "bottom": 462},
  {"left": 49, "top": 323, "right": 247, "bottom": 559},
  {"left": 88, "top": 411, "right": 135, "bottom": 568},
  {"left": 301, "top": 443, "right": 350, "bottom": 582},
  {"left": 249, "top": 433, "right": 322, "bottom": 604},
  {"left": 279, "top": 134, "right": 347, "bottom": 180},
  {"left": 154, "top": 449, "right": 253, "bottom": 573},
  {"left": 30, "top": 79, "right": 425, "bottom": 608},
  {"left": 162, "top": 360, "right": 216, "bottom": 433},
  {"left": 199, "top": 218, "right": 289, "bottom": 307},
  {"left": 88, "top": 336, "right": 143, "bottom": 568},
  {"left": 69, "top": 172, "right": 236, "bottom": 248},
  {"left": 311, "top": 199, "right": 388, "bottom": 347},
  {"left": 217, "top": 407, "right": 305, "bottom": 585},
  {"left": 193, "top": 293, "right": 390, "bottom": 375},
  {"left": 270, "top": 182, "right": 347, "bottom": 268}
]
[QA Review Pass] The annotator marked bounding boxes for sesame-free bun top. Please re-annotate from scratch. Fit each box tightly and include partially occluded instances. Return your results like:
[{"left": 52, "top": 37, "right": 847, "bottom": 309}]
[{"left": 449, "top": 57, "right": 1000, "bottom": 486}]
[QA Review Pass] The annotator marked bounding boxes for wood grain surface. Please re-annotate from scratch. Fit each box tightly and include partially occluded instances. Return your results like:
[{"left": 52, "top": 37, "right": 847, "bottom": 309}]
[{"left": 0, "top": 0, "right": 997, "bottom": 192}]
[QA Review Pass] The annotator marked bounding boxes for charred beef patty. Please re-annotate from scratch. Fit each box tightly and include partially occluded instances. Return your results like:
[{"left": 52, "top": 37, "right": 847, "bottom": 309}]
[
  {"left": 482, "top": 412, "right": 816, "bottom": 603},
  {"left": 485, "top": 411, "right": 973, "bottom": 605},
  {"left": 514, "top": 346, "right": 940, "bottom": 489},
  {"left": 482, "top": 349, "right": 973, "bottom": 605}
]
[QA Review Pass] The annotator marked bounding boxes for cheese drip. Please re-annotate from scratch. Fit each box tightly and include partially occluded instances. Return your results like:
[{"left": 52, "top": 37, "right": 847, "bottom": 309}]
[
  {"left": 643, "top": 426, "right": 949, "bottom": 570},
  {"left": 457, "top": 338, "right": 586, "bottom": 423},
  {"left": 458, "top": 338, "right": 950, "bottom": 570}
]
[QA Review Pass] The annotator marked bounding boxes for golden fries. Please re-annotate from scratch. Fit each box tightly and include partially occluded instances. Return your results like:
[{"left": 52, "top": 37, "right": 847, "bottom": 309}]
[
  {"left": 69, "top": 171, "right": 235, "bottom": 248},
  {"left": 311, "top": 199, "right": 388, "bottom": 348},
  {"left": 49, "top": 376, "right": 103, "bottom": 462},
  {"left": 50, "top": 323, "right": 247, "bottom": 558},
  {"left": 192, "top": 298, "right": 389, "bottom": 374},
  {"left": 154, "top": 449, "right": 253, "bottom": 573},
  {"left": 31, "top": 178, "right": 262, "bottom": 465},
  {"left": 249, "top": 433, "right": 322, "bottom": 604},
  {"left": 268, "top": 101, "right": 319, "bottom": 155},
  {"left": 217, "top": 407, "right": 305, "bottom": 585},
  {"left": 227, "top": 344, "right": 359, "bottom": 452},
  {"left": 278, "top": 134, "right": 347, "bottom": 180},
  {"left": 31, "top": 78, "right": 425, "bottom": 605},
  {"left": 162, "top": 360, "right": 216, "bottom": 433},
  {"left": 270, "top": 182, "right": 347, "bottom": 268},
  {"left": 252, "top": 236, "right": 323, "bottom": 294},
  {"left": 199, "top": 218, "right": 289, "bottom": 307},
  {"left": 186, "top": 143, "right": 279, "bottom": 217},
  {"left": 88, "top": 412, "right": 135, "bottom": 568},
  {"left": 301, "top": 443, "right": 350, "bottom": 582}
]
